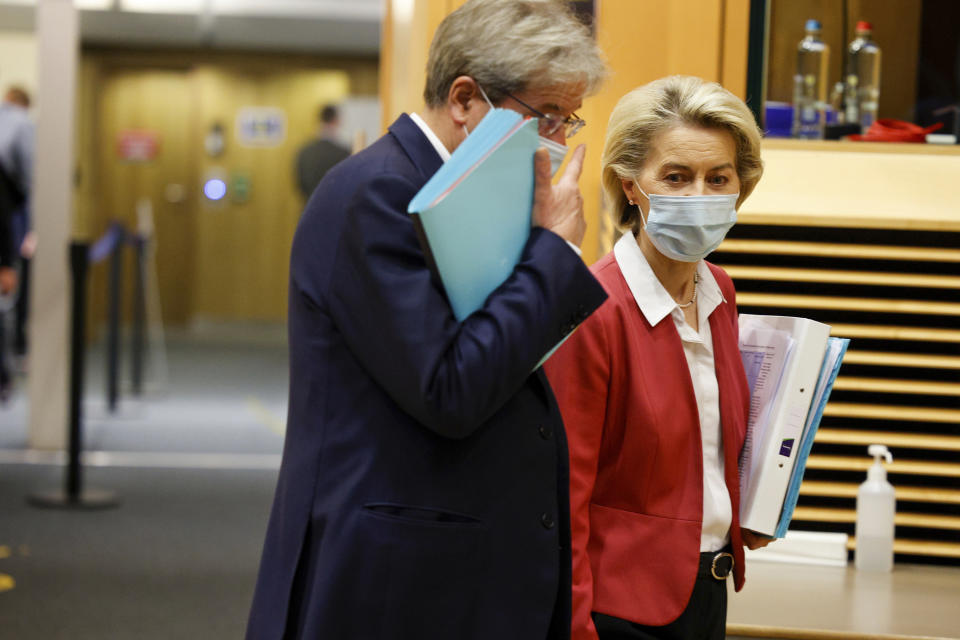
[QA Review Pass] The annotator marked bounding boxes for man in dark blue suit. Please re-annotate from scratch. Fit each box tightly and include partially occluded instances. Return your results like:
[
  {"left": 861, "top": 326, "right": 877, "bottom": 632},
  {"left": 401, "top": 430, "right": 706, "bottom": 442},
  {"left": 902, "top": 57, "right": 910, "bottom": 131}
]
[{"left": 247, "top": 1, "right": 607, "bottom": 638}]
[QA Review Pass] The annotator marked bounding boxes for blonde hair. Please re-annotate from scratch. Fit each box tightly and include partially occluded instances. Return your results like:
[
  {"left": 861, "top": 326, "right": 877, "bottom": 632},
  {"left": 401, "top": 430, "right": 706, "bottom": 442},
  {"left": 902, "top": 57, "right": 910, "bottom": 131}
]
[
  {"left": 601, "top": 75, "right": 764, "bottom": 231},
  {"left": 424, "top": 0, "right": 606, "bottom": 107}
]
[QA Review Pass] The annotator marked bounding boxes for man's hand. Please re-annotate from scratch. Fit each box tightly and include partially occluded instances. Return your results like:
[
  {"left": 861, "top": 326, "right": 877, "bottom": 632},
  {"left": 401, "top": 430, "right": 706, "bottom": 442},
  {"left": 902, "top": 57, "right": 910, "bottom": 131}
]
[
  {"left": 20, "top": 231, "right": 37, "bottom": 259},
  {"left": 531, "top": 144, "right": 587, "bottom": 247},
  {"left": 741, "top": 528, "right": 774, "bottom": 550},
  {"left": 0, "top": 267, "right": 17, "bottom": 295}
]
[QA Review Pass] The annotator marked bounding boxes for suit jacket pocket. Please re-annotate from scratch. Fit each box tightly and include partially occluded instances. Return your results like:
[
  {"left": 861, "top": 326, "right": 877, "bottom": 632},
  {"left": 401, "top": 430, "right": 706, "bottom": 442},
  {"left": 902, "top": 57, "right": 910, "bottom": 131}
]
[
  {"left": 350, "top": 503, "right": 487, "bottom": 639},
  {"left": 362, "top": 502, "right": 485, "bottom": 526}
]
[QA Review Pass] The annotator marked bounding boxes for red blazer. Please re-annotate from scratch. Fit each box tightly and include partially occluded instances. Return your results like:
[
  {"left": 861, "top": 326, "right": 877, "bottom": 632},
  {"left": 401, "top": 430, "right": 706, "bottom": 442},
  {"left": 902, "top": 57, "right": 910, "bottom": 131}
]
[{"left": 545, "top": 252, "right": 750, "bottom": 640}]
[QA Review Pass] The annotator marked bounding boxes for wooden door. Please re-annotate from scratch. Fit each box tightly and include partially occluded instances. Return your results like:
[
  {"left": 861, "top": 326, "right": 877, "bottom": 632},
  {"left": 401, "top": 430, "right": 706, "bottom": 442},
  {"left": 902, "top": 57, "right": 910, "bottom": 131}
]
[
  {"left": 92, "top": 60, "right": 353, "bottom": 325},
  {"left": 190, "top": 65, "right": 350, "bottom": 322},
  {"left": 97, "top": 68, "right": 197, "bottom": 326}
]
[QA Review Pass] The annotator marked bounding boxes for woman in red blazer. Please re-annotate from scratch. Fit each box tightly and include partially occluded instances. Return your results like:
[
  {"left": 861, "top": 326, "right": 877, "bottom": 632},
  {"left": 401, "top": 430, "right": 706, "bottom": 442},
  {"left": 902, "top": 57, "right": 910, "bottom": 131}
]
[{"left": 545, "top": 76, "right": 771, "bottom": 640}]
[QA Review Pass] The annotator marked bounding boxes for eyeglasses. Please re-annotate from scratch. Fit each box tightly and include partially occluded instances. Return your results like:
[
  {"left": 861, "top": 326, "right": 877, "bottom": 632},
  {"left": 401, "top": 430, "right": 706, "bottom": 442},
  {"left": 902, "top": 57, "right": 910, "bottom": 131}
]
[{"left": 502, "top": 91, "right": 585, "bottom": 139}]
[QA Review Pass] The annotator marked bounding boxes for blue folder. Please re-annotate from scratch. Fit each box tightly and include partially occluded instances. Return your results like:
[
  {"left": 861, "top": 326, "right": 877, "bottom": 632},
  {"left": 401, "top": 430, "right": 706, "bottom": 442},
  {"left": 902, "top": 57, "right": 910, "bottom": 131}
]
[
  {"left": 408, "top": 110, "right": 539, "bottom": 321},
  {"left": 774, "top": 337, "right": 850, "bottom": 538}
]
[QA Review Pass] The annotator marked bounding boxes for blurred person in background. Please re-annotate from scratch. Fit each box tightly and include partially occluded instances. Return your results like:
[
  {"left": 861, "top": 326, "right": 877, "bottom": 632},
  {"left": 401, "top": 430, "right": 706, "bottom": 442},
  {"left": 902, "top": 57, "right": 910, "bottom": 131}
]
[
  {"left": 245, "top": 1, "right": 607, "bottom": 638},
  {"left": 294, "top": 103, "right": 351, "bottom": 200},
  {"left": 0, "top": 86, "right": 33, "bottom": 400},
  {"left": 545, "top": 75, "right": 772, "bottom": 640}
]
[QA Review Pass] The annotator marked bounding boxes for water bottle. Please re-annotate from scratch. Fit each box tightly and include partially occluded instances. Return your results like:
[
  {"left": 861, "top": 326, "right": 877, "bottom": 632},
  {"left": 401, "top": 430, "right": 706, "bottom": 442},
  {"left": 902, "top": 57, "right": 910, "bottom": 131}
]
[
  {"left": 845, "top": 21, "right": 882, "bottom": 130},
  {"left": 855, "top": 444, "right": 895, "bottom": 572},
  {"left": 792, "top": 19, "right": 830, "bottom": 139},
  {"left": 830, "top": 81, "right": 846, "bottom": 124}
]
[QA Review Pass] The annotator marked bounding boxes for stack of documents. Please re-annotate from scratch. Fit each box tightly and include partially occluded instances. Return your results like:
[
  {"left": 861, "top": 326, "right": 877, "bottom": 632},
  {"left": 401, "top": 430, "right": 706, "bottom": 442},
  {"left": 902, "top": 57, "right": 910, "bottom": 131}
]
[
  {"left": 744, "top": 530, "right": 850, "bottom": 566},
  {"left": 738, "top": 314, "right": 849, "bottom": 537},
  {"left": 408, "top": 110, "right": 539, "bottom": 321}
]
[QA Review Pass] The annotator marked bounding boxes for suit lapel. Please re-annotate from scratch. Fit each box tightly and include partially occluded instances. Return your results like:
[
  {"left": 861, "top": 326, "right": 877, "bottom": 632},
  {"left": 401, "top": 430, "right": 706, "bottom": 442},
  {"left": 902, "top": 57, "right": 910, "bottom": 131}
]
[{"left": 388, "top": 113, "right": 445, "bottom": 181}]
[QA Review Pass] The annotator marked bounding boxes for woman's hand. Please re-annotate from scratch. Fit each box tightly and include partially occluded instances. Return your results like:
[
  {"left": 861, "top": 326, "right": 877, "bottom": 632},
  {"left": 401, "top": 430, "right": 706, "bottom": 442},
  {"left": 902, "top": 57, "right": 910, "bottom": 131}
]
[{"left": 741, "top": 528, "right": 774, "bottom": 550}]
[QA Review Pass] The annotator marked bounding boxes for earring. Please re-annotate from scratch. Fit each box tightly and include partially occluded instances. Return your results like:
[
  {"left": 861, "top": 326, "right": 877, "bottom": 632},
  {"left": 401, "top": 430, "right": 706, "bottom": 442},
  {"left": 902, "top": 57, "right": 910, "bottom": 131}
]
[{"left": 628, "top": 199, "right": 635, "bottom": 205}]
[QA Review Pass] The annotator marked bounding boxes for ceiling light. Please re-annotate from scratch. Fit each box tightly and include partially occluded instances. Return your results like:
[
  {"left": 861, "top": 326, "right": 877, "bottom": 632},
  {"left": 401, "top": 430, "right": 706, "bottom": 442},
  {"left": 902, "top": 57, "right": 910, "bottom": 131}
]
[{"left": 120, "top": 0, "right": 204, "bottom": 13}]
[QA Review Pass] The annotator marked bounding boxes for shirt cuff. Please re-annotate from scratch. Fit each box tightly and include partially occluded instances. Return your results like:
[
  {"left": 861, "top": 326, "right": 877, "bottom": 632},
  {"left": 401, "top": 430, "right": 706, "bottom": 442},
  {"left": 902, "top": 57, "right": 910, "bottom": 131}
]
[{"left": 565, "top": 240, "right": 582, "bottom": 257}]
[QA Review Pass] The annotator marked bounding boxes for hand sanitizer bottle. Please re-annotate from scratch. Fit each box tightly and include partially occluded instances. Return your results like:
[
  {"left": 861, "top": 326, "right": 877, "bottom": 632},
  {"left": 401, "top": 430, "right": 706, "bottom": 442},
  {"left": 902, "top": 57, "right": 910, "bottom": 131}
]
[{"left": 855, "top": 444, "right": 895, "bottom": 571}]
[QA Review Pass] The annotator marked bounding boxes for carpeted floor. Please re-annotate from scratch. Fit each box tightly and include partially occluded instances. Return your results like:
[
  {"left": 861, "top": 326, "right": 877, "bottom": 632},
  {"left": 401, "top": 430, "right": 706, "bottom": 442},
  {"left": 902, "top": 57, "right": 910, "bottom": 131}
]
[
  {"left": 0, "top": 464, "right": 278, "bottom": 639},
  {"left": 0, "top": 330, "right": 288, "bottom": 638}
]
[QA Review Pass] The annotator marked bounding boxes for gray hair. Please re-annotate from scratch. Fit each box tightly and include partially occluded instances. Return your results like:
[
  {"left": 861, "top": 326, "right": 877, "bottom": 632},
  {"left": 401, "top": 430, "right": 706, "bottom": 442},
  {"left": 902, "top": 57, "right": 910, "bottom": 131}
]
[
  {"left": 602, "top": 75, "right": 764, "bottom": 232},
  {"left": 424, "top": 0, "right": 606, "bottom": 107}
]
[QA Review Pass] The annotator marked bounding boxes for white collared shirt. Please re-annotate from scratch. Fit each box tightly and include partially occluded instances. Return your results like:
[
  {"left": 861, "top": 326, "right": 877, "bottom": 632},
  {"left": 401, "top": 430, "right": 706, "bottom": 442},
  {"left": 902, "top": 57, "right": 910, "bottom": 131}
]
[
  {"left": 410, "top": 112, "right": 452, "bottom": 162},
  {"left": 613, "top": 232, "right": 732, "bottom": 552},
  {"left": 409, "top": 112, "right": 581, "bottom": 256}
]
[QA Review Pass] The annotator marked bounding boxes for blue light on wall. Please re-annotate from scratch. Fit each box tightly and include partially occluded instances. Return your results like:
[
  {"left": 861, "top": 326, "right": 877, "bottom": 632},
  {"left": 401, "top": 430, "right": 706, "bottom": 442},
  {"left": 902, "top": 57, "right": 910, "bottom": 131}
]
[{"left": 204, "top": 178, "right": 228, "bottom": 201}]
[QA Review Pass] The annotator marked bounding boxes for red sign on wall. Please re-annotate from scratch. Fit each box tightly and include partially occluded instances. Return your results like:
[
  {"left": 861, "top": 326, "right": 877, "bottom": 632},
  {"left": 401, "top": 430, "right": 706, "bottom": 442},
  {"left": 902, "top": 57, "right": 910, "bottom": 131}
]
[{"left": 117, "top": 130, "right": 161, "bottom": 162}]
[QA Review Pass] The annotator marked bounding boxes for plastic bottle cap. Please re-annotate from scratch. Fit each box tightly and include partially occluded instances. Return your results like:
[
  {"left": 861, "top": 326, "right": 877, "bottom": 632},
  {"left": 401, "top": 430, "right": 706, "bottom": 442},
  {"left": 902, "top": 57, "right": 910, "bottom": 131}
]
[
  {"left": 806, "top": 19, "right": 822, "bottom": 32},
  {"left": 856, "top": 20, "right": 872, "bottom": 32}
]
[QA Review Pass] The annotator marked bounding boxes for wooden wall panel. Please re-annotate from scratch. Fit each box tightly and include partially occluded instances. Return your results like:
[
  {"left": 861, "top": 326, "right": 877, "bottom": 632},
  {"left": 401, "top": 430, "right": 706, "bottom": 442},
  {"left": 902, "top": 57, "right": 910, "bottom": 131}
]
[
  {"left": 74, "top": 57, "right": 99, "bottom": 242},
  {"left": 722, "top": 0, "right": 752, "bottom": 99},
  {"left": 95, "top": 69, "right": 197, "bottom": 325},
  {"left": 741, "top": 141, "right": 960, "bottom": 231},
  {"left": 380, "top": 0, "right": 466, "bottom": 132}
]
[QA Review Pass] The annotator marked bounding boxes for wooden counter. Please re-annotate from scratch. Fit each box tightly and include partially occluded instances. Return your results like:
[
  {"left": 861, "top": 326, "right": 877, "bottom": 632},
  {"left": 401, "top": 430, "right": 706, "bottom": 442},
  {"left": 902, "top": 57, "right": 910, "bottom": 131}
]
[
  {"left": 738, "top": 140, "right": 960, "bottom": 232},
  {"left": 726, "top": 561, "right": 960, "bottom": 639}
]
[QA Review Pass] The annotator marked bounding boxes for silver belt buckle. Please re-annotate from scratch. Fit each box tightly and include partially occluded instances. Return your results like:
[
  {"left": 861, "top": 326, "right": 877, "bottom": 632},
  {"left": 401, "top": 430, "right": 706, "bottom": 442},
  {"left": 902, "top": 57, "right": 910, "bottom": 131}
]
[{"left": 711, "top": 551, "right": 734, "bottom": 580}]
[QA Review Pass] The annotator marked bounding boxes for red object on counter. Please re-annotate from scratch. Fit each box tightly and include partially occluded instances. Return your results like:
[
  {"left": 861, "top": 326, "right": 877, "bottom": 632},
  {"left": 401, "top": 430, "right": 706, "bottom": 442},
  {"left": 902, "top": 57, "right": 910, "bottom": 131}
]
[{"left": 847, "top": 119, "right": 943, "bottom": 143}]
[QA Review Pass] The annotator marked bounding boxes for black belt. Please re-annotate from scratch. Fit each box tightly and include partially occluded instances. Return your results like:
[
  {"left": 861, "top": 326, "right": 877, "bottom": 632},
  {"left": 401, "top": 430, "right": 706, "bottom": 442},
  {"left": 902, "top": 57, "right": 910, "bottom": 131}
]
[{"left": 697, "top": 547, "right": 734, "bottom": 581}]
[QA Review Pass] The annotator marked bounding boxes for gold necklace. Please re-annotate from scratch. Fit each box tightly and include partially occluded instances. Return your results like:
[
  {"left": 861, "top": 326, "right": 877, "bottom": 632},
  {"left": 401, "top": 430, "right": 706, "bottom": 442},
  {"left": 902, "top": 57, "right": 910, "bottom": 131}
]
[{"left": 676, "top": 272, "right": 699, "bottom": 309}]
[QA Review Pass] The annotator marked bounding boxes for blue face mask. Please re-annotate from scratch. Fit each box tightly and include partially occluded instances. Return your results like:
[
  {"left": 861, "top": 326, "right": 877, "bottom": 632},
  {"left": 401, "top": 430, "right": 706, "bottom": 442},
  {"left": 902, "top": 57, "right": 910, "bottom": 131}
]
[
  {"left": 635, "top": 183, "right": 738, "bottom": 262},
  {"left": 538, "top": 136, "right": 568, "bottom": 177}
]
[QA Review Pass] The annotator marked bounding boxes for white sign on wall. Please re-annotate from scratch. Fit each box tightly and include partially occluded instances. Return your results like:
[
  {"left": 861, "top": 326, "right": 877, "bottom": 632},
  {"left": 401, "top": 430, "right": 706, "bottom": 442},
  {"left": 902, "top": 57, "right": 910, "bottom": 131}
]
[
  {"left": 338, "top": 96, "right": 382, "bottom": 151},
  {"left": 236, "top": 107, "right": 287, "bottom": 147}
]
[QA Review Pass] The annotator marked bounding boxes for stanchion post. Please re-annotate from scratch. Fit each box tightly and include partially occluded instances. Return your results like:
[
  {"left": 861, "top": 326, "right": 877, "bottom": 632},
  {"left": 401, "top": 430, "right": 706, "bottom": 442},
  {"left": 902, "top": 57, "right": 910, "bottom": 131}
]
[
  {"left": 66, "top": 242, "right": 88, "bottom": 500},
  {"left": 28, "top": 242, "right": 119, "bottom": 509},
  {"left": 106, "top": 227, "right": 123, "bottom": 412},
  {"left": 130, "top": 235, "right": 146, "bottom": 397}
]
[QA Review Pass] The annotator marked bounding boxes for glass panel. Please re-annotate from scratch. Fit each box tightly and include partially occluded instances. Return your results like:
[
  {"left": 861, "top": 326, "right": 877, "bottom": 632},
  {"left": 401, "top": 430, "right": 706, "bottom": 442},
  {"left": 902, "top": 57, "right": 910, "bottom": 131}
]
[{"left": 754, "top": 0, "right": 959, "bottom": 144}]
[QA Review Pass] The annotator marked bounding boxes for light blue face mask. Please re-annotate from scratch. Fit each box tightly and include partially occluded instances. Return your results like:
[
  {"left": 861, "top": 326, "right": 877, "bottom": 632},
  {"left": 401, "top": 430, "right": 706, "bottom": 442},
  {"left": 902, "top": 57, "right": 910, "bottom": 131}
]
[
  {"left": 538, "top": 136, "right": 568, "bottom": 177},
  {"left": 635, "top": 183, "right": 739, "bottom": 262},
  {"left": 465, "top": 85, "right": 568, "bottom": 177}
]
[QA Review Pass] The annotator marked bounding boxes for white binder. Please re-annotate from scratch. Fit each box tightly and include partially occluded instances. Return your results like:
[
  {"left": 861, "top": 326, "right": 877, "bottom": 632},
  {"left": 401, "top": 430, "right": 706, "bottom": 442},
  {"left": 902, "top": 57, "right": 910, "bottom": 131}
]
[{"left": 738, "top": 314, "right": 831, "bottom": 536}]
